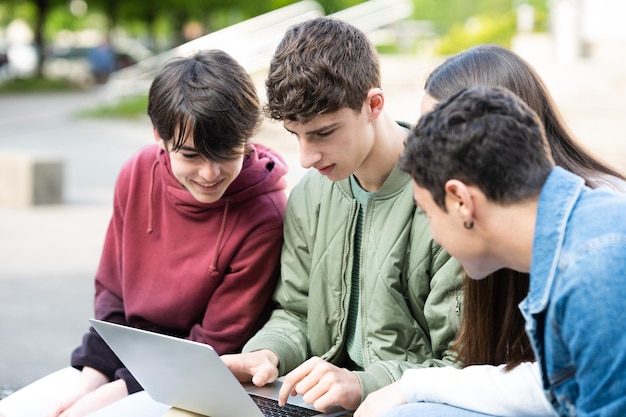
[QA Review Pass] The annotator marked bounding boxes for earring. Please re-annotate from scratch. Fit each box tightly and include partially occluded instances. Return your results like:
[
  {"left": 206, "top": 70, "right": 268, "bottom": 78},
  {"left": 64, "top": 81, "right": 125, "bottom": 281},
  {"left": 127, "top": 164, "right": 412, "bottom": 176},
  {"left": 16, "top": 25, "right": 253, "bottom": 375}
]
[{"left": 464, "top": 220, "right": 474, "bottom": 230}]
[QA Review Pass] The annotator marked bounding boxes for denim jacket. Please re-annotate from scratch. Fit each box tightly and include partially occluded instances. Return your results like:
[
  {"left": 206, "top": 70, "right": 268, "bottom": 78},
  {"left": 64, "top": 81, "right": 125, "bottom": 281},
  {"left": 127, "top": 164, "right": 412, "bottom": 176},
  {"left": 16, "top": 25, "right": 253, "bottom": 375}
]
[{"left": 519, "top": 167, "right": 626, "bottom": 417}]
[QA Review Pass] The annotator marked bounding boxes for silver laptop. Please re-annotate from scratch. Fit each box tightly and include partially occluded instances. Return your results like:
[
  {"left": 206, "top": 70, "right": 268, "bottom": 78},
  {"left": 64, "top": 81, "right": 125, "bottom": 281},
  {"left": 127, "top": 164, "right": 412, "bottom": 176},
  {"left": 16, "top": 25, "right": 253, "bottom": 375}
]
[{"left": 89, "top": 319, "right": 350, "bottom": 417}]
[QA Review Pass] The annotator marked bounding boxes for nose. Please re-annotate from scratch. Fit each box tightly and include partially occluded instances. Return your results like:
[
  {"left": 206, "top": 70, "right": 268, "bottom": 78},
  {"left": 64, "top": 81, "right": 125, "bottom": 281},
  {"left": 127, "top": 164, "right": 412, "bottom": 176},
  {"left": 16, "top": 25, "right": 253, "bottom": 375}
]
[
  {"left": 198, "top": 159, "right": 220, "bottom": 181},
  {"left": 299, "top": 141, "right": 322, "bottom": 169}
]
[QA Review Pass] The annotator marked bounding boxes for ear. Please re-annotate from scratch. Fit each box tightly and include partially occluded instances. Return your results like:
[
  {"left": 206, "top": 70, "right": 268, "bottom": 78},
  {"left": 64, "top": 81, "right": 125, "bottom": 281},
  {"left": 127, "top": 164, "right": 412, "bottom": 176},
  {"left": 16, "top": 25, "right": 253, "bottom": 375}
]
[
  {"left": 153, "top": 127, "right": 168, "bottom": 151},
  {"left": 444, "top": 179, "right": 475, "bottom": 225},
  {"left": 366, "top": 88, "right": 384, "bottom": 122}
]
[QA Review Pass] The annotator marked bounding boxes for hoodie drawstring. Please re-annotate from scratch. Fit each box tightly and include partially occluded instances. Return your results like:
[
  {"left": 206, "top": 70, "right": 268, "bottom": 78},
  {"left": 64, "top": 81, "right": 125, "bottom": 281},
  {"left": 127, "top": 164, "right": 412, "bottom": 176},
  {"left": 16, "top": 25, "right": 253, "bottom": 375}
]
[
  {"left": 209, "top": 201, "right": 229, "bottom": 278},
  {"left": 147, "top": 158, "right": 158, "bottom": 234}
]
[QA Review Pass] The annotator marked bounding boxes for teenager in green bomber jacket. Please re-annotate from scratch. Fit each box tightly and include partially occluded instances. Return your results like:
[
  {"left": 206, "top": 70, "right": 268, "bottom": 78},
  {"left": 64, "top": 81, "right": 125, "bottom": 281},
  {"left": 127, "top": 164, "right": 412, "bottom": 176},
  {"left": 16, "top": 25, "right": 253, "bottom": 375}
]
[{"left": 222, "top": 16, "right": 463, "bottom": 413}]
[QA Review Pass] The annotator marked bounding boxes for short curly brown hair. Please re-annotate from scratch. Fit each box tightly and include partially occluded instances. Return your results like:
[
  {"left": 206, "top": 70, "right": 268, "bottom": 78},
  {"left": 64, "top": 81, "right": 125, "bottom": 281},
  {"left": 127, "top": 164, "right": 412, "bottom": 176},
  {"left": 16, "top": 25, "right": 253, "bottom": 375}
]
[{"left": 264, "top": 17, "right": 381, "bottom": 123}]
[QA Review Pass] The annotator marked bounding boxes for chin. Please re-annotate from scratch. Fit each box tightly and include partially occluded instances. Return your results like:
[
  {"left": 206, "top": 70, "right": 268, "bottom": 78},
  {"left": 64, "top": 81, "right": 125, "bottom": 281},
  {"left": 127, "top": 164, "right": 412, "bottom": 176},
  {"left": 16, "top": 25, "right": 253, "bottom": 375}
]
[
  {"left": 191, "top": 191, "right": 224, "bottom": 204},
  {"left": 462, "top": 264, "right": 497, "bottom": 280},
  {"left": 327, "top": 169, "right": 351, "bottom": 182}
]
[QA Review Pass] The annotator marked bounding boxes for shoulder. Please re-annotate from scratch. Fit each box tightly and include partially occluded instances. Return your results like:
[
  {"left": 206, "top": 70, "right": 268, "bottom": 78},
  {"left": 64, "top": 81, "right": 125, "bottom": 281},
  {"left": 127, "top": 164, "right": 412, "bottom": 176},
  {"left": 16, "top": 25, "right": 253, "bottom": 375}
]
[
  {"left": 574, "top": 186, "right": 626, "bottom": 232},
  {"left": 119, "top": 144, "right": 160, "bottom": 174},
  {"left": 114, "top": 144, "right": 160, "bottom": 193},
  {"left": 587, "top": 173, "right": 626, "bottom": 193}
]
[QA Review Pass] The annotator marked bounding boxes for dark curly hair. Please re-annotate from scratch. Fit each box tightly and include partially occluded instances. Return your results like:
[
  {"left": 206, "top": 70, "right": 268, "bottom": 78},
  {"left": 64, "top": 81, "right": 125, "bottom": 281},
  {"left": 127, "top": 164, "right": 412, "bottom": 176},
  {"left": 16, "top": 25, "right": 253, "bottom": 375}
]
[{"left": 401, "top": 85, "right": 553, "bottom": 211}]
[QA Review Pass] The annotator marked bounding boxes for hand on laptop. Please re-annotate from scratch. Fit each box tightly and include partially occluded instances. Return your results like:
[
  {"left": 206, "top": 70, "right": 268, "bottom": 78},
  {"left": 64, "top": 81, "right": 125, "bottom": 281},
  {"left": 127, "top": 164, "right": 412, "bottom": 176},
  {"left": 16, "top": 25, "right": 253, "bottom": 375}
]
[
  {"left": 278, "top": 356, "right": 362, "bottom": 412},
  {"left": 221, "top": 349, "right": 280, "bottom": 386}
]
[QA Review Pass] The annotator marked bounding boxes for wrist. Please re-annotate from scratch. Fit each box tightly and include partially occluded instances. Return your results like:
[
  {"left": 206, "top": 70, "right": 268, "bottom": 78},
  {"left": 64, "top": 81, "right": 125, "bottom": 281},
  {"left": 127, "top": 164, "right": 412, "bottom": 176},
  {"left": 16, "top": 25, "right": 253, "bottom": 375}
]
[
  {"left": 260, "top": 349, "right": 279, "bottom": 368},
  {"left": 78, "top": 366, "right": 109, "bottom": 394}
]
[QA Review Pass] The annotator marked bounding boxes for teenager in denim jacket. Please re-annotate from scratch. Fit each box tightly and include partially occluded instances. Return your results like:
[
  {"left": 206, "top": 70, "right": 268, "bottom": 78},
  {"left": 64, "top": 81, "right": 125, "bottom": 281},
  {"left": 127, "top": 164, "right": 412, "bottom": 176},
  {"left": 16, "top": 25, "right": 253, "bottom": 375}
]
[
  {"left": 358, "top": 45, "right": 626, "bottom": 417},
  {"left": 385, "top": 86, "right": 626, "bottom": 417}
]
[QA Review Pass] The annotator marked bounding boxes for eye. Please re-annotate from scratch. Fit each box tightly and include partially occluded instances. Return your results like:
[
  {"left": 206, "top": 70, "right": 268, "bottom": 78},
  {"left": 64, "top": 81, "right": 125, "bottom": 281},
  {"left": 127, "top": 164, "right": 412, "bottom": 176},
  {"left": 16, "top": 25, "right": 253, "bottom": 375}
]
[
  {"left": 317, "top": 129, "right": 334, "bottom": 137},
  {"left": 180, "top": 152, "right": 199, "bottom": 160}
]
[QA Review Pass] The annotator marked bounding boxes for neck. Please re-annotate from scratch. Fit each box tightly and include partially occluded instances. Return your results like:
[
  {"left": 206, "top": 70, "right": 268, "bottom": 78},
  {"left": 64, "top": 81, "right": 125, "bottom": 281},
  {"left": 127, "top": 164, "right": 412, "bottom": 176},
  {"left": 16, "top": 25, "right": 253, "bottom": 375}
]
[
  {"left": 484, "top": 199, "right": 539, "bottom": 273},
  {"left": 353, "top": 112, "right": 407, "bottom": 192}
]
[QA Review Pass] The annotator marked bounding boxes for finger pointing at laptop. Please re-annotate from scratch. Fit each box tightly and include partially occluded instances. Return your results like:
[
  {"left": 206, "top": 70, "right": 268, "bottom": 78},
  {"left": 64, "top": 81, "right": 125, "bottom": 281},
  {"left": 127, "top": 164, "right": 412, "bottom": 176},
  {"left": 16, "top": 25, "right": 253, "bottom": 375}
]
[
  {"left": 278, "top": 357, "right": 362, "bottom": 412},
  {"left": 222, "top": 352, "right": 362, "bottom": 412}
]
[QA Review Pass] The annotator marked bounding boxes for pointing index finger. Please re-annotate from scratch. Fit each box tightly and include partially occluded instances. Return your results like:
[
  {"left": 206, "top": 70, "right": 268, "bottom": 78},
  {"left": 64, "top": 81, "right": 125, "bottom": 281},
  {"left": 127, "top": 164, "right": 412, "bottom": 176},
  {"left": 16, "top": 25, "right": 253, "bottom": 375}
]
[{"left": 278, "top": 359, "right": 316, "bottom": 406}]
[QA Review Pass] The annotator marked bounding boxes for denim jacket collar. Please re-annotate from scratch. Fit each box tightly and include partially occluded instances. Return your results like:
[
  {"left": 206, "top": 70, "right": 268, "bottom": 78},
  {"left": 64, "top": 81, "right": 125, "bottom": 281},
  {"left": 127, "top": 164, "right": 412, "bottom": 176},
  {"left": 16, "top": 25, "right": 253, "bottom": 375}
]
[{"left": 522, "top": 167, "right": 585, "bottom": 314}]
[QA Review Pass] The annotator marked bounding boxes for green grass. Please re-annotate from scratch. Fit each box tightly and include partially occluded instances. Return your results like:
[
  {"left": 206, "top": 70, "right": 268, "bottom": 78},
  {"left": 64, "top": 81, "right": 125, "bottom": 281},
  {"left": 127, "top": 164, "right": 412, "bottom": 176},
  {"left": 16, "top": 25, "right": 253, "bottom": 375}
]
[
  {"left": 0, "top": 75, "right": 148, "bottom": 119},
  {"left": 0, "top": 77, "right": 83, "bottom": 93},
  {"left": 76, "top": 94, "right": 148, "bottom": 119}
]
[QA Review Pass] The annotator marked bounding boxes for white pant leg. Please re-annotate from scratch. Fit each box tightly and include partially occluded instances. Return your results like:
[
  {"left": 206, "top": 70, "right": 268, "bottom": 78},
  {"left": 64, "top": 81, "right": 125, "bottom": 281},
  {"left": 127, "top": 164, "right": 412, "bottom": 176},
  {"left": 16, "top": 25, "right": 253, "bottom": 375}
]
[{"left": 0, "top": 367, "right": 80, "bottom": 417}]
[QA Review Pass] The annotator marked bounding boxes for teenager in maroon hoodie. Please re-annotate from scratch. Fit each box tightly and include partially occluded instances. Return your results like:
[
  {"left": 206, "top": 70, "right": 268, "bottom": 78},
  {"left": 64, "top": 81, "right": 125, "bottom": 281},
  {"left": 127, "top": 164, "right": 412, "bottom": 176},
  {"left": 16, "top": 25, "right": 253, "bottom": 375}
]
[{"left": 0, "top": 50, "right": 287, "bottom": 417}]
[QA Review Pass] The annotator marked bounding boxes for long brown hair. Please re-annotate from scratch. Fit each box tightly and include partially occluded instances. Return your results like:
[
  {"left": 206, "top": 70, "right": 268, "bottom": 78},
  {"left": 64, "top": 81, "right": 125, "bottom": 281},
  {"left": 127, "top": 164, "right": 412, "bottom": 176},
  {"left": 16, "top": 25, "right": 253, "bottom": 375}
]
[
  {"left": 424, "top": 44, "right": 626, "bottom": 369},
  {"left": 454, "top": 272, "right": 532, "bottom": 369}
]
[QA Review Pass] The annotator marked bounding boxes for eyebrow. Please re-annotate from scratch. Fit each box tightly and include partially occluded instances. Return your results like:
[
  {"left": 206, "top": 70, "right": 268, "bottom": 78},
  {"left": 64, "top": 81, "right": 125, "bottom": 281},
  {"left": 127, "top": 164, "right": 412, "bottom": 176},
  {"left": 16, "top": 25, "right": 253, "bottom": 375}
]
[
  {"left": 178, "top": 145, "right": 197, "bottom": 152},
  {"left": 284, "top": 121, "right": 341, "bottom": 136}
]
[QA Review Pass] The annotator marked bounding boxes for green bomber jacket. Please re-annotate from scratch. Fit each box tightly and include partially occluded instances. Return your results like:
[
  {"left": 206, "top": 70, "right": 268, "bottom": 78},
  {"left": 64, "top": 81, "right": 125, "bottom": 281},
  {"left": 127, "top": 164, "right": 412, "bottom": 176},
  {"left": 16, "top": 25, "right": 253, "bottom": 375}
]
[{"left": 243, "top": 163, "right": 463, "bottom": 400}]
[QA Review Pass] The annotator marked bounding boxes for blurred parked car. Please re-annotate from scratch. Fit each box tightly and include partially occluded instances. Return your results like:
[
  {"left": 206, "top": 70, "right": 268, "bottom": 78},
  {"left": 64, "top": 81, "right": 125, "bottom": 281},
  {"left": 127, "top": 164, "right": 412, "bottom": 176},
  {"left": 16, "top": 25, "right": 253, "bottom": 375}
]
[{"left": 43, "top": 38, "right": 153, "bottom": 87}]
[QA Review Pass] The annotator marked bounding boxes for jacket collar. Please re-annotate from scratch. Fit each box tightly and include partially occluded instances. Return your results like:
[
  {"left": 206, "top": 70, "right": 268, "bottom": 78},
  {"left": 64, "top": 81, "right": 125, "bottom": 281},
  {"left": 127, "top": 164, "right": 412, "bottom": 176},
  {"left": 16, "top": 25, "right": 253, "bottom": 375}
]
[
  {"left": 337, "top": 163, "right": 411, "bottom": 199},
  {"left": 523, "top": 167, "right": 584, "bottom": 313}
]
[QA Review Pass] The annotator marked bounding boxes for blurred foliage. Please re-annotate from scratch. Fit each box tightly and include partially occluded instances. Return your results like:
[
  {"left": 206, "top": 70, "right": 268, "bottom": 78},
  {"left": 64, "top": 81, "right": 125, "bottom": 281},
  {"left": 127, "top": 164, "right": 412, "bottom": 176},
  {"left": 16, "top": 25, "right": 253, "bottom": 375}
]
[
  {"left": 1, "top": 0, "right": 369, "bottom": 52},
  {"left": 411, "top": 0, "right": 547, "bottom": 32},
  {"left": 435, "top": 6, "right": 548, "bottom": 54},
  {"left": 0, "top": 0, "right": 549, "bottom": 95},
  {"left": 410, "top": 0, "right": 548, "bottom": 55},
  {"left": 436, "top": 11, "right": 517, "bottom": 53},
  {"left": 0, "top": 0, "right": 550, "bottom": 50}
]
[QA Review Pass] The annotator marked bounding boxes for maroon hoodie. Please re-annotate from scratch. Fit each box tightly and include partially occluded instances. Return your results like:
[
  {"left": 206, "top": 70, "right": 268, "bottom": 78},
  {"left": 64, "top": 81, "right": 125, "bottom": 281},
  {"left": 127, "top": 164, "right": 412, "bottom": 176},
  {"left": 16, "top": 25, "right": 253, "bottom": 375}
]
[{"left": 71, "top": 143, "right": 287, "bottom": 393}]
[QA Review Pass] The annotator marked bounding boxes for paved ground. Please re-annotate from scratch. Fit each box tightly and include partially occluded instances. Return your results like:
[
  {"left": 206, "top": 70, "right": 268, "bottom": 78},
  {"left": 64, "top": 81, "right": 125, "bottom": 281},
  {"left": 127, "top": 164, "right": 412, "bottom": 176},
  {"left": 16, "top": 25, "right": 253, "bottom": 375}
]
[{"left": 1, "top": 49, "right": 625, "bottom": 398}]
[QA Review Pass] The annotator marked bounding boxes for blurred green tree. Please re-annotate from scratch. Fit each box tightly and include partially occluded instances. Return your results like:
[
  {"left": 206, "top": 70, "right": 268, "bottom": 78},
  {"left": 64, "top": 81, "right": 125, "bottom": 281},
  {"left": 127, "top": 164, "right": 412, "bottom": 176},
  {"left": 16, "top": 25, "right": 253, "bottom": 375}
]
[
  {"left": 411, "top": 0, "right": 547, "bottom": 32},
  {"left": 407, "top": 0, "right": 547, "bottom": 54},
  {"left": 2, "top": 0, "right": 549, "bottom": 81},
  {"left": 29, "top": 0, "right": 66, "bottom": 77}
]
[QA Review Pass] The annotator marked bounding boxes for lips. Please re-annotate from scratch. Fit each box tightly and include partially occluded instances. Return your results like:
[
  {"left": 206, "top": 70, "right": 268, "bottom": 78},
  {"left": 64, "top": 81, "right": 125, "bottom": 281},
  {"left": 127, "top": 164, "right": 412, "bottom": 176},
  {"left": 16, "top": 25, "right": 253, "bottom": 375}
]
[
  {"left": 197, "top": 181, "right": 219, "bottom": 187},
  {"left": 192, "top": 178, "right": 223, "bottom": 191},
  {"left": 316, "top": 164, "right": 335, "bottom": 176}
]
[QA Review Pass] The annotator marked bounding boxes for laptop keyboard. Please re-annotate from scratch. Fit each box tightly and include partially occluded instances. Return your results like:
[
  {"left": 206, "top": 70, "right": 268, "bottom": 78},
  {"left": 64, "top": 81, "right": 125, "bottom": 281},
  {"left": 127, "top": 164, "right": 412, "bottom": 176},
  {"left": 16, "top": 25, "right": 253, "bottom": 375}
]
[{"left": 250, "top": 393, "right": 320, "bottom": 417}]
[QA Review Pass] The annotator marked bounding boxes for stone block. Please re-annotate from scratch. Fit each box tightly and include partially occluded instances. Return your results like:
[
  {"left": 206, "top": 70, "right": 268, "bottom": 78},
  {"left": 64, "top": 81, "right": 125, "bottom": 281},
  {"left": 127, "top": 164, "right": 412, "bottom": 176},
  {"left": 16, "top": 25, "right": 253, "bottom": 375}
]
[{"left": 0, "top": 151, "right": 64, "bottom": 206}]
